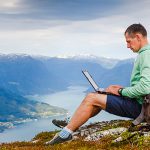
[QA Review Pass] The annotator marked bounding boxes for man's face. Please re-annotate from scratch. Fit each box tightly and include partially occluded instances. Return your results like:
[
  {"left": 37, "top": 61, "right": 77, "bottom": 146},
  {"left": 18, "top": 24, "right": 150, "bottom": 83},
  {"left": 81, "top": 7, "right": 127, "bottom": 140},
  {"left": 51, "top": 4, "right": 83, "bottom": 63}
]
[{"left": 125, "top": 32, "right": 141, "bottom": 52}]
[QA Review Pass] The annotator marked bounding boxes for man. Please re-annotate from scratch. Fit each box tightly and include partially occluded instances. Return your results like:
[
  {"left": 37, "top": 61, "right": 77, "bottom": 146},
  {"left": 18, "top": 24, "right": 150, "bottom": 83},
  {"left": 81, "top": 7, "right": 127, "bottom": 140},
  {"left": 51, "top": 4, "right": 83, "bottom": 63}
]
[{"left": 46, "top": 23, "right": 150, "bottom": 145}]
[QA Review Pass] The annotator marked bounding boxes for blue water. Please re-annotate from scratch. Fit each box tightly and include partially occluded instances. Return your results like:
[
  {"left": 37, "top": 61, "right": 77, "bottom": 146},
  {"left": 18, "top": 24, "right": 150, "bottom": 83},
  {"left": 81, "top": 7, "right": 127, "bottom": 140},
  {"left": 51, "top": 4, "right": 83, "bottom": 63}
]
[{"left": 0, "top": 86, "right": 126, "bottom": 143}]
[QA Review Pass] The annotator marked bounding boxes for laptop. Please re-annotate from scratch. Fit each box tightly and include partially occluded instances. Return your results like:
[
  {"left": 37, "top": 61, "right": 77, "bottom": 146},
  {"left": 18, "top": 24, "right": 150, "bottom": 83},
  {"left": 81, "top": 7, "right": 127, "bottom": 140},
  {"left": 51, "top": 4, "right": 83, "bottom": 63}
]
[{"left": 82, "top": 70, "right": 112, "bottom": 95}]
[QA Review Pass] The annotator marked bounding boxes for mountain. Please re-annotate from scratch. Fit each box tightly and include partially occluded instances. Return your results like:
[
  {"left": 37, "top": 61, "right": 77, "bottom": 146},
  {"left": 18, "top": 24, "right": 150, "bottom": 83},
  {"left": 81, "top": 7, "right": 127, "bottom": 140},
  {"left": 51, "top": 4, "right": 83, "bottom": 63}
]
[
  {"left": 0, "top": 54, "right": 134, "bottom": 95},
  {"left": 70, "top": 54, "right": 119, "bottom": 69},
  {"left": 0, "top": 54, "right": 68, "bottom": 95},
  {"left": 40, "top": 57, "right": 108, "bottom": 85},
  {"left": 0, "top": 87, "right": 67, "bottom": 122},
  {"left": 96, "top": 58, "right": 134, "bottom": 88},
  {"left": 0, "top": 54, "right": 134, "bottom": 133}
]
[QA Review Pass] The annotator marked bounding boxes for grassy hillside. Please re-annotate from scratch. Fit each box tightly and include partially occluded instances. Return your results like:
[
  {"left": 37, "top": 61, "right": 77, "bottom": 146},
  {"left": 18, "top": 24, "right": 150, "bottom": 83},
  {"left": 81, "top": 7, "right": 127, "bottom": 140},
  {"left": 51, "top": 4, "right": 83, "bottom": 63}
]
[{"left": 1, "top": 120, "right": 150, "bottom": 150}]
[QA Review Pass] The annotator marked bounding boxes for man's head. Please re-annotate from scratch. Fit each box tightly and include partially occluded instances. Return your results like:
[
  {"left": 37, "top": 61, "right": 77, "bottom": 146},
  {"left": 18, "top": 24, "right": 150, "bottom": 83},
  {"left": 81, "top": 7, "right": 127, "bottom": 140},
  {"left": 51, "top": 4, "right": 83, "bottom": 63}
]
[{"left": 124, "top": 23, "right": 148, "bottom": 52}]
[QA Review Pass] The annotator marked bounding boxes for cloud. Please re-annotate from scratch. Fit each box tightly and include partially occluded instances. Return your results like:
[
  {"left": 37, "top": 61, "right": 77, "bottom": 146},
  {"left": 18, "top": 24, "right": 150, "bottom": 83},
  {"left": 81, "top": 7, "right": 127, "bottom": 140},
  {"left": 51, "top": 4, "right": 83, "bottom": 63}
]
[
  {"left": 0, "top": 0, "right": 150, "bottom": 59},
  {"left": 0, "top": 0, "right": 123, "bottom": 30},
  {"left": 0, "top": 0, "right": 19, "bottom": 9},
  {"left": 0, "top": 0, "right": 22, "bottom": 14},
  {"left": 0, "top": 15, "right": 131, "bottom": 58}
]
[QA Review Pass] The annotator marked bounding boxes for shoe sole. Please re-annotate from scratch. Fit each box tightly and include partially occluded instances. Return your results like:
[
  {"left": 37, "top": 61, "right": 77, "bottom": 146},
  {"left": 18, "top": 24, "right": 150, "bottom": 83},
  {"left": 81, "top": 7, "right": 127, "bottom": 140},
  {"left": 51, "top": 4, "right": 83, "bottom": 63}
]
[{"left": 45, "top": 133, "right": 73, "bottom": 145}]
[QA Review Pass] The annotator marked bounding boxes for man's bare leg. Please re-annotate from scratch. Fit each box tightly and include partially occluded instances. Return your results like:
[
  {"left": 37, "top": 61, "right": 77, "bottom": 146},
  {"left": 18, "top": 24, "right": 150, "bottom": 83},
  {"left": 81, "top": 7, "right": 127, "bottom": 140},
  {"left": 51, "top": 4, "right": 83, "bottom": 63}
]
[
  {"left": 45, "top": 92, "right": 107, "bottom": 145},
  {"left": 67, "top": 93, "right": 107, "bottom": 131},
  {"left": 91, "top": 106, "right": 101, "bottom": 118}
]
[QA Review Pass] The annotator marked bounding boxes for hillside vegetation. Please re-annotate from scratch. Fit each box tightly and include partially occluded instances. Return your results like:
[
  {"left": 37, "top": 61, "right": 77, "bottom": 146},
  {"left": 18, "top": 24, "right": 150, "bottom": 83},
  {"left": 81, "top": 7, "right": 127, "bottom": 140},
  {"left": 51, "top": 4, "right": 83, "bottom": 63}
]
[{"left": 1, "top": 120, "right": 150, "bottom": 150}]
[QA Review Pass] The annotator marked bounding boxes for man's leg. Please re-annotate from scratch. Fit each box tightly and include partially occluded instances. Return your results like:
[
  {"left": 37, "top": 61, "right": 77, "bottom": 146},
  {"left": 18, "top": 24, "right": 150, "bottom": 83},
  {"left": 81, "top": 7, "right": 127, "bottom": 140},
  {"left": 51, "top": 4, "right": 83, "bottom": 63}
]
[
  {"left": 91, "top": 105, "right": 102, "bottom": 117},
  {"left": 52, "top": 100, "right": 101, "bottom": 129},
  {"left": 45, "top": 92, "right": 107, "bottom": 145},
  {"left": 67, "top": 92, "right": 107, "bottom": 131}
]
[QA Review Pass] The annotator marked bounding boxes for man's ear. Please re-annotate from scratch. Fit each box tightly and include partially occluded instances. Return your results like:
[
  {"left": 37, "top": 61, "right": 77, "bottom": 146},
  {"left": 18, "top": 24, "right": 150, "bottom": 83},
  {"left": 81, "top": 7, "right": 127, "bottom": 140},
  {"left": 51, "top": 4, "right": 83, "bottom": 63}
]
[{"left": 135, "top": 33, "right": 142, "bottom": 41}]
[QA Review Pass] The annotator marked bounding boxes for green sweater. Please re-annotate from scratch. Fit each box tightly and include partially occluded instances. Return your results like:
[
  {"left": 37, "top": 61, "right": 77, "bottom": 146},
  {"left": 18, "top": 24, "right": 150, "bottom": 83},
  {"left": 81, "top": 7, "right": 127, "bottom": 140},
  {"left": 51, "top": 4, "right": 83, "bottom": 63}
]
[{"left": 122, "top": 44, "right": 150, "bottom": 104}]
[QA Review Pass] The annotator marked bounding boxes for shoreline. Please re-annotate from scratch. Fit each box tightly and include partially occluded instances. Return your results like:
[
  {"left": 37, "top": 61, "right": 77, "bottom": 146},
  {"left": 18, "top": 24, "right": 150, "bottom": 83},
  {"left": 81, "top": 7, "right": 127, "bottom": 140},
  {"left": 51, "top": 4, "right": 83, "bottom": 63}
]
[{"left": 0, "top": 113, "right": 68, "bottom": 134}]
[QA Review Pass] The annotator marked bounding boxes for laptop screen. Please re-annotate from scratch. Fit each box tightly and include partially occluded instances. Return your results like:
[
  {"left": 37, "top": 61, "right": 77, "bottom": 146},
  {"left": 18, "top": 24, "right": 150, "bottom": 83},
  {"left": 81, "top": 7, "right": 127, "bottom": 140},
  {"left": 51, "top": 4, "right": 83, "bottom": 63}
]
[{"left": 82, "top": 70, "right": 99, "bottom": 91}]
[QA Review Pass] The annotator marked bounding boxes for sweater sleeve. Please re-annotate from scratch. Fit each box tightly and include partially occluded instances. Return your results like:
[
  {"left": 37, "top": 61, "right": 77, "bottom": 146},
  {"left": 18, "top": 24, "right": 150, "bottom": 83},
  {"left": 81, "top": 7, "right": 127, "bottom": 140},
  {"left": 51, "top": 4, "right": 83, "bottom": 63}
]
[{"left": 122, "top": 51, "right": 150, "bottom": 98}]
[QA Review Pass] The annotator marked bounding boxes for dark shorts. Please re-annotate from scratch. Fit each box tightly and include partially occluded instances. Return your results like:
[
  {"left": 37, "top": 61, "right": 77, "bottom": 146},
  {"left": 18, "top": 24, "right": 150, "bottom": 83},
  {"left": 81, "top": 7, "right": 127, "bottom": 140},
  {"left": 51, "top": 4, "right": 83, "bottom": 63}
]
[{"left": 105, "top": 95, "right": 142, "bottom": 119}]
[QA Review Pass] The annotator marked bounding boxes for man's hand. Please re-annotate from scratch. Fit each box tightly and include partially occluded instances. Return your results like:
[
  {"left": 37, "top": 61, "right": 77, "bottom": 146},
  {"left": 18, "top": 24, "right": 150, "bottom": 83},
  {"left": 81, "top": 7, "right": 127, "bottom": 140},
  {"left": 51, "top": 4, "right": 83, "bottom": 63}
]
[{"left": 105, "top": 85, "right": 123, "bottom": 96}]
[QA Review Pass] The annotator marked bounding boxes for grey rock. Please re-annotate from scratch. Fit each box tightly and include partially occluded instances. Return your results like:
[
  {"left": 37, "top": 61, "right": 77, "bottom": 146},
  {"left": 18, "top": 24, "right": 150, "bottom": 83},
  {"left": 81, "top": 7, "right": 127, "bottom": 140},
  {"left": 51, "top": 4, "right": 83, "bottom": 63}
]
[{"left": 85, "top": 127, "right": 127, "bottom": 141}]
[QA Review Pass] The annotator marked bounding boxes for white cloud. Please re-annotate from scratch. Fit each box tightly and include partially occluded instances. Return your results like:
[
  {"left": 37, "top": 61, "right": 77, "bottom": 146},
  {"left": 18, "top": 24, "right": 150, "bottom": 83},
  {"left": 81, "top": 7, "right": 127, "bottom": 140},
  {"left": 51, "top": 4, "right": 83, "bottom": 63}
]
[
  {"left": 0, "top": 0, "right": 18, "bottom": 8},
  {"left": 0, "top": 17, "right": 131, "bottom": 59},
  {"left": 0, "top": 0, "right": 150, "bottom": 59},
  {"left": 0, "top": 0, "right": 20, "bottom": 11},
  {"left": 0, "top": 0, "right": 23, "bottom": 15}
]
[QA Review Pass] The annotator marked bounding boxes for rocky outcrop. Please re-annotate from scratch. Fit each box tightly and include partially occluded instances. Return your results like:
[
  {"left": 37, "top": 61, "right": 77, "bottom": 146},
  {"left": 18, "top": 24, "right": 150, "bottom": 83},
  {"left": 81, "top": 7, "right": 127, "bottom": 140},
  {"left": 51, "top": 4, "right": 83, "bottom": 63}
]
[
  {"left": 71, "top": 120, "right": 150, "bottom": 144},
  {"left": 1, "top": 119, "right": 150, "bottom": 149},
  {"left": 85, "top": 127, "right": 127, "bottom": 141}
]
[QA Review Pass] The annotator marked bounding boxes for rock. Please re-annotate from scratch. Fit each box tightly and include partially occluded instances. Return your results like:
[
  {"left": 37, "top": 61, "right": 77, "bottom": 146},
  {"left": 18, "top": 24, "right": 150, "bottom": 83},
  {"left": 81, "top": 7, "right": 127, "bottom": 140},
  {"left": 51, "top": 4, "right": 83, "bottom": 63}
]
[
  {"left": 31, "top": 139, "right": 39, "bottom": 143},
  {"left": 143, "top": 131, "right": 150, "bottom": 137},
  {"left": 85, "top": 127, "right": 127, "bottom": 141},
  {"left": 112, "top": 130, "right": 150, "bottom": 144},
  {"left": 112, "top": 132, "right": 137, "bottom": 143},
  {"left": 112, "top": 136, "right": 123, "bottom": 143}
]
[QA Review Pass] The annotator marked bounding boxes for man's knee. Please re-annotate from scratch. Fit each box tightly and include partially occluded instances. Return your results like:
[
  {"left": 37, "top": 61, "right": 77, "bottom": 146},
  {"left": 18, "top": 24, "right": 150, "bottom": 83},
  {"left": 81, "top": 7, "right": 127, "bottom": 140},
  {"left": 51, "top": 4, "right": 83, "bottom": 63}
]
[
  {"left": 82, "top": 92, "right": 107, "bottom": 109},
  {"left": 86, "top": 92, "right": 96, "bottom": 99},
  {"left": 81, "top": 93, "right": 94, "bottom": 104},
  {"left": 83, "top": 93, "right": 102, "bottom": 103}
]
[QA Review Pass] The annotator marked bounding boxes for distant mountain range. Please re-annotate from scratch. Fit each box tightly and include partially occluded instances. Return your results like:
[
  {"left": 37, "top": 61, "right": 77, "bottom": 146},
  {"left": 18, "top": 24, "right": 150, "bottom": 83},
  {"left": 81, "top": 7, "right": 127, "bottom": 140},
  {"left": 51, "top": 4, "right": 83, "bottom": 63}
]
[
  {"left": 0, "top": 54, "right": 134, "bottom": 124},
  {"left": 0, "top": 54, "right": 134, "bottom": 95},
  {"left": 0, "top": 54, "right": 68, "bottom": 95}
]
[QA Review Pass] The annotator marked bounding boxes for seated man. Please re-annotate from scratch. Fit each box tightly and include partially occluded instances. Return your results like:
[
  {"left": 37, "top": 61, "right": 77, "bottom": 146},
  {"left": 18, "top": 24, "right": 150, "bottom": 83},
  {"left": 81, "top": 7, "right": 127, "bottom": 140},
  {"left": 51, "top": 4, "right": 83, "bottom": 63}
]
[{"left": 46, "top": 23, "right": 150, "bottom": 145}]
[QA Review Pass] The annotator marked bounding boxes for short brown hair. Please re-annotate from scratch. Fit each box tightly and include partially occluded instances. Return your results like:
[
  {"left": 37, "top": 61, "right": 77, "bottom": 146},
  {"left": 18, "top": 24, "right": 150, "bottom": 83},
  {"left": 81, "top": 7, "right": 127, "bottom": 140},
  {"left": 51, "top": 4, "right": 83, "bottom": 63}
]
[{"left": 125, "top": 23, "right": 147, "bottom": 37}]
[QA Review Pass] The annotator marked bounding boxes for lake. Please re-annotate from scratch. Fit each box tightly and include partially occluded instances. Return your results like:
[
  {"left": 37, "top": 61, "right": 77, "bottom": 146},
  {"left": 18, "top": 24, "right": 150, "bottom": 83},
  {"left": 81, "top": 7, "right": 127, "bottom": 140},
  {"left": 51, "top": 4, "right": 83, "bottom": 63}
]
[{"left": 0, "top": 86, "right": 126, "bottom": 143}]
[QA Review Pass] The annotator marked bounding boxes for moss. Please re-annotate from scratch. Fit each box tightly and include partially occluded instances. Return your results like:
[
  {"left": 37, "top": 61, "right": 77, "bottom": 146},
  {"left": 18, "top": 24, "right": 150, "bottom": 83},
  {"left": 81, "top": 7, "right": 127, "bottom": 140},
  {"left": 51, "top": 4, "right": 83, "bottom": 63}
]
[
  {"left": 32, "top": 130, "right": 60, "bottom": 142},
  {"left": 1, "top": 120, "right": 150, "bottom": 150}
]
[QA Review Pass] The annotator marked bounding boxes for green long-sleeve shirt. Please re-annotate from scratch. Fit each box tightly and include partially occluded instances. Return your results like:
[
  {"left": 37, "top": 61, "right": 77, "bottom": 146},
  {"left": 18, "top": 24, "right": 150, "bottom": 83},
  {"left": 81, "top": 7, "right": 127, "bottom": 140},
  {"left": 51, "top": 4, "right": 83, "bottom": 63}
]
[{"left": 122, "top": 44, "right": 150, "bottom": 104}]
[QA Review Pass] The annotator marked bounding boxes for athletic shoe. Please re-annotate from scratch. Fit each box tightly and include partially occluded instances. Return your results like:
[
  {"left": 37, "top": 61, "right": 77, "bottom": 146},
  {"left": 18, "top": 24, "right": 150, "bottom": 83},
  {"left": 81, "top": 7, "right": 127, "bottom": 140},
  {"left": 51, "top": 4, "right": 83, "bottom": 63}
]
[
  {"left": 45, "top": 133, "right": 72, "bottom": 145},
  {"left": 52, "top": 119, "right": 68, "bottom": 128}
]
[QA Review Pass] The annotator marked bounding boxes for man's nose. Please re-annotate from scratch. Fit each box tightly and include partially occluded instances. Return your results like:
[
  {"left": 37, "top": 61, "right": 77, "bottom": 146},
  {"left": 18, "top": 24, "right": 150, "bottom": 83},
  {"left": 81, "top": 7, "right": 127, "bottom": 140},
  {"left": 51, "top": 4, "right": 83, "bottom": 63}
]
[{"left": 127, "top": 43, "right": 130, "bottom": 48}]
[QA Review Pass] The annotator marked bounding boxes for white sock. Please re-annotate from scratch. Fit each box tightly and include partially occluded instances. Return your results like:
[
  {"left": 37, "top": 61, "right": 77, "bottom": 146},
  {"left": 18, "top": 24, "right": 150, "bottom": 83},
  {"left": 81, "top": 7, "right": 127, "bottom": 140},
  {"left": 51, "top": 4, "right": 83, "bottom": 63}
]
[{"left": 59, "top": 127, "right": 73, "bottom": 139}]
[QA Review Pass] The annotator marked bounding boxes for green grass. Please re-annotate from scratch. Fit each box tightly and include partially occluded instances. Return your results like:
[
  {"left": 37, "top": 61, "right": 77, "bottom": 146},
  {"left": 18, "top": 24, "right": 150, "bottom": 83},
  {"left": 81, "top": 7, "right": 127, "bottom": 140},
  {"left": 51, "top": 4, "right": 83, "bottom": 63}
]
[{"left": 1, "top": 120, "right": 150, "bottom": 150}]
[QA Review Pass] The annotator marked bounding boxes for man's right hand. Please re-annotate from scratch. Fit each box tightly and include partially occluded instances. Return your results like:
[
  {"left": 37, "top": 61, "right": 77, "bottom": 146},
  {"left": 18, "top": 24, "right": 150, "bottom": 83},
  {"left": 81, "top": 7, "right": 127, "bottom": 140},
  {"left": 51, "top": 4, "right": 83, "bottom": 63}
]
[{"left": 105, "top": 85, "right": 123, "bottom": 96}]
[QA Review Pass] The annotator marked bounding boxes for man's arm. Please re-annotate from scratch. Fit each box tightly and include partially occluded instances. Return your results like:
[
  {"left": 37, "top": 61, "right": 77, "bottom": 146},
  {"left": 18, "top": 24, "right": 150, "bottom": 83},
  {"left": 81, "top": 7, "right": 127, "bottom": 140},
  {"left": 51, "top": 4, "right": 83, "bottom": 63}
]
[{"left": 122, "top": 52, "right": 150, "bottom": 98}]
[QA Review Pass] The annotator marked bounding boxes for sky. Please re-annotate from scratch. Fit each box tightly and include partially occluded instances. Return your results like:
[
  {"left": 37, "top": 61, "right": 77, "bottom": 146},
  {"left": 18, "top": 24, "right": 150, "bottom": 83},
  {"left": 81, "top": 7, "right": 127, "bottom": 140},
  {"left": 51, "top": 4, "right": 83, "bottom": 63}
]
[{"left": 0, "top": 0, "right": 150, "bottom": 59}]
